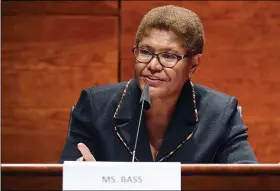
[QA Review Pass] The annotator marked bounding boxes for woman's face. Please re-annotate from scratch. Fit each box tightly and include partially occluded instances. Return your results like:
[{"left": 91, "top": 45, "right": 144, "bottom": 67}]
[{"left": 135, "top": 28, "right": 195, "bottom": 99}]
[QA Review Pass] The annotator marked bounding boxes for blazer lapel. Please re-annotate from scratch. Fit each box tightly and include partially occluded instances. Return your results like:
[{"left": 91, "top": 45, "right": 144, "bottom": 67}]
[
  {"left": 113, "top": 79, "right": 198, "bottom": 162},
  {"left": 113, "top": 79, "right": 153, "bottom": 162},
  {"left": 156, "top": 81, "right": 198, "bottom": 162}
]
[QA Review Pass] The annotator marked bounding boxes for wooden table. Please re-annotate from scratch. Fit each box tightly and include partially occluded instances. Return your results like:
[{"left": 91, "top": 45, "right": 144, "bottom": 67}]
[{"left": 2, "top": 164, "right": 280, "bottom": 190}]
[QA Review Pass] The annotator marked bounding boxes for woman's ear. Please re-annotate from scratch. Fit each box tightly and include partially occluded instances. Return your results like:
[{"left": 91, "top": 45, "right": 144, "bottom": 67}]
[{"left": 190, "top": 54, "right": 202, "bottom": 74}]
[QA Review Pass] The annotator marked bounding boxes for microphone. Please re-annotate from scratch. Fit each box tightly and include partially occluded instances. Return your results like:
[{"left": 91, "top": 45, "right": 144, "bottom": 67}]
[{"left": 132, "top": 84, "right": 151, "bottom": 162}]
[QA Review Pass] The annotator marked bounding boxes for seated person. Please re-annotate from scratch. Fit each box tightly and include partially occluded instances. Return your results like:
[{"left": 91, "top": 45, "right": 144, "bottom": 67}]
[{"left": 60, "top": 5, "right": 257, "bottom": 163}]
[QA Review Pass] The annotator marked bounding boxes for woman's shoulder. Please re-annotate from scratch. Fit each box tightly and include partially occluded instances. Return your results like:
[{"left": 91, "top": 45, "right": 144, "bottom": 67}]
[
  {"left": 85, "top": 81, "right": 129, "bottom": 95},
  {"left": 79, "top": 81, "right": 130, "bottom": 107},
  {"left": 194, "top": 84, "right": 235, "bottom": 100},
  {"left": 194, "top": 83, "right": 238, "bottom": 115},
  {"left": 83, "top": 81, "right": 129, "bottom": 100}
]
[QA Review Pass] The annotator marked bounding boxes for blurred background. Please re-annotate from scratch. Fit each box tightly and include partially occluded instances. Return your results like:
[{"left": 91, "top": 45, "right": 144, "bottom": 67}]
[{"left": 1, "top": 1, "right": 280, "bottom": 163}]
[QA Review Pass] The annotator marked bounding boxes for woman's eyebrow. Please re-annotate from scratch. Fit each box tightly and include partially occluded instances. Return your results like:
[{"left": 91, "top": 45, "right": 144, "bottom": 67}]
[
  {"left": 139, "top": 45, "right": 181, "bottom": 54},
  {"left": 138, "top": 44, "right": 151, "bottom": 48},
  {"left": 138, "top": 45, "right": 155, "bottom": 51},
  {"left": 162, "top": 48, "right": 180, "bottom": 54}
]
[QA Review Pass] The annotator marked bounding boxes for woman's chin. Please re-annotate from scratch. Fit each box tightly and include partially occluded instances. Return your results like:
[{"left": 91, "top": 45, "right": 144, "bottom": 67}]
[{"left": 148, "top": 87, "right": 166, "bottom": 99}]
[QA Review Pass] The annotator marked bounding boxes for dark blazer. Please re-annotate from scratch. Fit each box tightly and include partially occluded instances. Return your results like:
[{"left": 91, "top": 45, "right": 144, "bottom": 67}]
[{"left": 60, "top": 79, "right": 257, "bottom": 163}]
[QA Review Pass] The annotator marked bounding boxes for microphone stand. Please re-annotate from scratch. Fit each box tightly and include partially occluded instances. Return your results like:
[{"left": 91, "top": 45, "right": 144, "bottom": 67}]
[
  {"left": 132, "top": 100, "right": 145, "bottom": 162},
  {"left": 132, "top": 84, "right": 150, "bottom": 162}
]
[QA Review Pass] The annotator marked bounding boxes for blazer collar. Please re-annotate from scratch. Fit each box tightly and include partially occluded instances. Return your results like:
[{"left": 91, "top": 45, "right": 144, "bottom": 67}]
[
  {"left": 113, "top": 78, "right": 198, "bottom": 162},
  {"left": 113, "top": 78, "right": 197, "bottom": 124},
  {"left": 113, "top": 78, "right": 141, "bottom": 122},
  {"left": 155, "top": 81, "right": 198, "bottom": 161}
]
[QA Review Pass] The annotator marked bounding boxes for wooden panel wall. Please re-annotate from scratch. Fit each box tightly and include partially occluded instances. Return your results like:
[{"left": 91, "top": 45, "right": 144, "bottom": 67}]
[
  {"left": 1, "top": 1, "right": 119, "bottom": 163},
  {"left": 121, "top": 1, "right": 280, "bottom": 163},
  {"left": 2, "top": 1, "right": 280, "bottom": 163}
]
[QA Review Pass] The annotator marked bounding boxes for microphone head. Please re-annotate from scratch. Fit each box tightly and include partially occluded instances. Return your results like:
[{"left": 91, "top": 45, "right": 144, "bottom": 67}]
[{"left": 140, "top": 84, "right": 151, "bottom": 110}]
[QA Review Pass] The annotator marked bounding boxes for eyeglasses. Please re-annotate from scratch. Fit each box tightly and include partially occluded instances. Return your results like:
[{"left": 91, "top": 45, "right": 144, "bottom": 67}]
[{"left": 132, "top": 47, "right": 191, "bottom": 68}]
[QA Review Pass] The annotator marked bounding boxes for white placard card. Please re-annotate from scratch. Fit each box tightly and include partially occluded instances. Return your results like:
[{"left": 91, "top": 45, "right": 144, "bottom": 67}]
[{"left": 63, "top": 161, "right": 181, "bottom": 190}]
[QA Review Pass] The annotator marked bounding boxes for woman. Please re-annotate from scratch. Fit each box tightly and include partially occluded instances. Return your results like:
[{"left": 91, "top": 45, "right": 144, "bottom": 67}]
[{"left": 60, "top": 5, "right": 257, "bottom": 163}]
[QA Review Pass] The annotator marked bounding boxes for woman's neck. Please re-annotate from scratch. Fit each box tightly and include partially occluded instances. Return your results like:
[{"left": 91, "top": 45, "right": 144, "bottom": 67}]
[
  {"left": 146, "top": 97, "right": 177, "bottom": 118},
  {"left": 144, "top": 94, "right": 180, "bottom": 145}
]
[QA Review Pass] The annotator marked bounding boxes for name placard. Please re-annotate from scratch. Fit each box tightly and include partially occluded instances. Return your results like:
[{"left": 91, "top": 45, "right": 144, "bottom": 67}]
[{"left": 63, "top": 161, "right": 181, "bottom": 190}]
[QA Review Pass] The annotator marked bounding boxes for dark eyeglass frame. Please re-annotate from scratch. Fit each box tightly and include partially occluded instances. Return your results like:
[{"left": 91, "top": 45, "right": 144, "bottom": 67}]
[{"left": 132, "top": 47, "right": 193, "bottom": 68}]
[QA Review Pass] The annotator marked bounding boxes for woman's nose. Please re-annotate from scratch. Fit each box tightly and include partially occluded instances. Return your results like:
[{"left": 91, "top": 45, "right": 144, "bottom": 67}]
[{"left": 147, "top": 56, "right": 163, "bottom": 72}]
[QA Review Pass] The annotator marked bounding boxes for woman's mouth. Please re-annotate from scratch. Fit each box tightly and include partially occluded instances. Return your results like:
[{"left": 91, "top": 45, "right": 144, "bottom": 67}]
[{"left": 143, "top": 76, "right": 164, "bottom": 87}]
